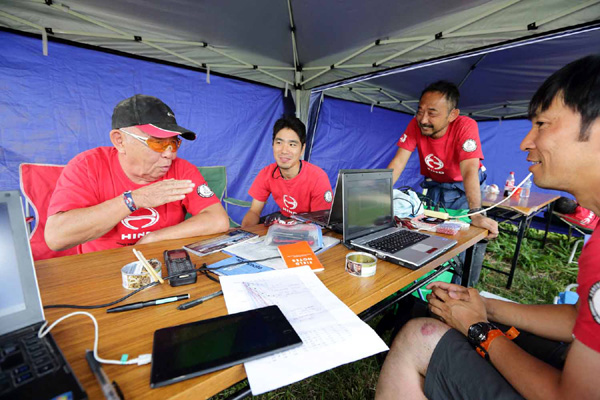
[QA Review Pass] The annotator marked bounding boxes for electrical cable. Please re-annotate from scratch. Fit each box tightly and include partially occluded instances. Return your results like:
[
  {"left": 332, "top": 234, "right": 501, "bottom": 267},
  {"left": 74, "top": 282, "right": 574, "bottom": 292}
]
[
  {"left": 37, "top": 311, "right": 152, "bottom": 366},
  {"left": 453, "top": 172, "right": 533, "bottom": 219},
  {"left": 43, "top": 257, "right": 281, "bottom": 310}
]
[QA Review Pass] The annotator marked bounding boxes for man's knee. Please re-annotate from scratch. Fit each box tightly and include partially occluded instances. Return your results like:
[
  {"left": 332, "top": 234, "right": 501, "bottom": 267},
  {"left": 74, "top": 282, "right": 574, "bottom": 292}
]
[{"left": 390, "top": 318, "right": 450, "bottom": 370}]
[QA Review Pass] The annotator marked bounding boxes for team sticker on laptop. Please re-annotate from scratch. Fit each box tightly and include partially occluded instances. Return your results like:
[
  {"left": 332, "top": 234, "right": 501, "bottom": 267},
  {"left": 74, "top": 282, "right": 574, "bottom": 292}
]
[{"left": 345, "top": 252, "right": 377, "bottom": 278}]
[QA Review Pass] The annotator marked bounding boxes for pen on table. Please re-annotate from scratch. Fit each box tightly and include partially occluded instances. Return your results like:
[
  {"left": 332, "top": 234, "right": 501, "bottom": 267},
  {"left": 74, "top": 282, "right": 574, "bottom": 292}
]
[
  {"left": 178, "top": 290, "right": 223, "bottom": 310},
  {"left": 106, "top": 294, "right": 190, "bottom": 313},
  {"left": 85, "top": 350, "right": 123, "bottom": 400}
]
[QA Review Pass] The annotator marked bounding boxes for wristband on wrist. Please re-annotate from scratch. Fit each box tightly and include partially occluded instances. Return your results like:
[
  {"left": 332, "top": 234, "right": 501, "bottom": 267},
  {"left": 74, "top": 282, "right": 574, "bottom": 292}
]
[
  {"left": 123, "top": 191, "right": 137, "bottom": 212},
  {"left": 475, "top": 329, "right": 504, "bottom": 360},
  {"left": 504, "top": 326, "right": 520, "bottom": 340}
]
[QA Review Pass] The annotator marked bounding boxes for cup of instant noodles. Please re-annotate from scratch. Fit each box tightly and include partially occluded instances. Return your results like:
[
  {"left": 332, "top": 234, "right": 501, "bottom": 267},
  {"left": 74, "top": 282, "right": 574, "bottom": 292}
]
[{"left": 121, "top": 259, "right": 163, "bottom": 290}]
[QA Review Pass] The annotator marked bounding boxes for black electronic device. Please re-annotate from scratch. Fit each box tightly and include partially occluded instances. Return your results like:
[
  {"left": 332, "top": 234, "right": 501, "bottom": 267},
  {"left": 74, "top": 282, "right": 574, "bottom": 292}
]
[
  {"left": 164, "top": 249, "right": 197, "bottom": 287},
  {"left": 150, "top": 305, "right": 302, "bottom": 388}
]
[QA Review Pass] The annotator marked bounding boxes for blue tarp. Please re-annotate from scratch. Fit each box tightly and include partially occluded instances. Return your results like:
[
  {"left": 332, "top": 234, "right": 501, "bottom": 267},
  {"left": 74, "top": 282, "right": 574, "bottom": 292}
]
[
  {"left": 0, "top": 30, "right": 568, "bottom": 230},
  {"left": 309, "top": 96, "right": 421, "bottom": 189},
  {"left": 0, "top": 31, "right": 289, "bottom": 223}
]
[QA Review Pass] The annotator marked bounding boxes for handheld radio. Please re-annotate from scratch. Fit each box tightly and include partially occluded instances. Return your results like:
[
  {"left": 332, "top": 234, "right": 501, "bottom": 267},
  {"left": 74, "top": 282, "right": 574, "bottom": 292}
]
[{"left": 163, "top": 249, "right": 197, "bottom": 287}]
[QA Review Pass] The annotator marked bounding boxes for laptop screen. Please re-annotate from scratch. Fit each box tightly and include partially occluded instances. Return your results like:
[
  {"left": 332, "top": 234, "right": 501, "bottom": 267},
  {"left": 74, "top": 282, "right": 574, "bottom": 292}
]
[
  {"left": 342, "top": 170, "right": 394, "bottom": 242},
  {"left": 0, "top": 191, "right": 44, "bottom": 336}
]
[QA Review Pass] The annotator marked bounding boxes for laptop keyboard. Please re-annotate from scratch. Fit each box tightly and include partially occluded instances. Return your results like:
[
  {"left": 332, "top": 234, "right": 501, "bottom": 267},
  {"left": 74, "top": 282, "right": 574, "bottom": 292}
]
[
  {"left": 0, "top": 332, "right": 57, "bottom": 395},
  {"left": 366, "top": 230, "right": 429, "bottom": 254}
]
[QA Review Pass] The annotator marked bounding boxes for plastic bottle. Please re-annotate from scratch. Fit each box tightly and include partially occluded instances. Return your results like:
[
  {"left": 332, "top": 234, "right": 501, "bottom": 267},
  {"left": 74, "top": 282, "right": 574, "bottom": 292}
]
[
  {"left": 503, "top": 172, "right": 515, "bottom": 197},
  {"left": 521, "top": 177, "right": 531, "bottom": 198}
]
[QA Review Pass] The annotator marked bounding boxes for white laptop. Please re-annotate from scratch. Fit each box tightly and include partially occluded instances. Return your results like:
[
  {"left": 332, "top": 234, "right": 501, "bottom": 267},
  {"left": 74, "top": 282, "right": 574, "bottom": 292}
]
[
  {"left": 0, "top": 191, "right": 86, "bottom": 399},
  {"left": 341, "top": 170, "right": 457, "bottom": 270}
]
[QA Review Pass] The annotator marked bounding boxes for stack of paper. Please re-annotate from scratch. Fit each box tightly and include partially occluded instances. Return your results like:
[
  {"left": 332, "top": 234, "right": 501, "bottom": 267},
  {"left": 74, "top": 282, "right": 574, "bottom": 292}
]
[{"left": 220, "top": 267, "right": 389, "bottom": 395}]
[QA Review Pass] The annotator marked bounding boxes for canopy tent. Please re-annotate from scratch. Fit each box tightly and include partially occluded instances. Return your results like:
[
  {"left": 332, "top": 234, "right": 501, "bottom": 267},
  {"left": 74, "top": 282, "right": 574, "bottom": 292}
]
[
  {"left": 1, "top": 1, "right": 599, "bottom": 224},
  {"left": 1, "top": 0, "right": 599, "bottom": 118}
]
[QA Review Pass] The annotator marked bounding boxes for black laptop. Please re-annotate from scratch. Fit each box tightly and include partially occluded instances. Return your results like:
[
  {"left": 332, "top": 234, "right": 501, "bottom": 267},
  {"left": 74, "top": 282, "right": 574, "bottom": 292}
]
[
  {"left": 341, "top": 170, "right": 457, "bottom": 270},
  {"left": 0, "top": 191, "right": 86, "bottom": 400}
]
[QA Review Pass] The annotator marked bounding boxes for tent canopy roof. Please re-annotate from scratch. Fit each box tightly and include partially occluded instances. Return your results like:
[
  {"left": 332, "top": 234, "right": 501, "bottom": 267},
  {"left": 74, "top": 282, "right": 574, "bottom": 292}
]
[{"left": 2, "top": 0, "right": 599, "bottom": 118}]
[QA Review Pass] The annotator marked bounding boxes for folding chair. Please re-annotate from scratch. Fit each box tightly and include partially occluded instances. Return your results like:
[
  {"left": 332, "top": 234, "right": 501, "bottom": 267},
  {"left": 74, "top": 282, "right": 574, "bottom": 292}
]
[
  {"left": 554, "top": 212, "right": 594, "bottom": 263},
  {"left": 196, "top": 166, "right": 251, "bottom": 227},
  {"left": 19, "top": 163, "right": 80, "bottom": 261}
]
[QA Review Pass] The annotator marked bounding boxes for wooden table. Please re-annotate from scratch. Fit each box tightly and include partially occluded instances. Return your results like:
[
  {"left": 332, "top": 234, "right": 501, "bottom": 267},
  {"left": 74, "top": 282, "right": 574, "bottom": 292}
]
[
  {"left": 482, "top": 191, "right": 560, "bottom": 288},
  {"left": 35, "top": 225, "right": 486, "bottom": 400}
]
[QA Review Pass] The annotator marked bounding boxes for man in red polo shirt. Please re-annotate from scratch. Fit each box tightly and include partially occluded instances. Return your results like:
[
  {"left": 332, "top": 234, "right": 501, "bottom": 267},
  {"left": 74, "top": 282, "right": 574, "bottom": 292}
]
[
  {"left": 241, "top": 116, "right": 332, "bottom": 227},
  {"left": 45, "top": 94, "right": 229, "bottom": 254},
  {"left": 376, "top": 55, "right": 600, "bottom": 400},
  {"left": 387, "top": 81, "right": 498, "bottom": 239}
]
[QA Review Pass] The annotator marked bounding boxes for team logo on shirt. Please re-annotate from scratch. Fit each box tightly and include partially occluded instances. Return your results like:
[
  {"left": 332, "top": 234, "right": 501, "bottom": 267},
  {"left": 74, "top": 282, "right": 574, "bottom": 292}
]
[
  {"left": 400, "top": 133, "right": 407, "bottom": 143},
  {"left": 121, "top": 207, "right": 160, "bottom": 230},
  {"left": 197, "top": 184, "right": 214, "bottom": 198},
  {"left": 590, "top": 281, "right": 600, "bottom": 324},
  {"left": 283, "top": 195, "right": 298, "bottom": 210},
  {"left": 424, "top": 154, "right": 444, "bottom": 170},
  {"left": 324, "top": 190, "right": 333, "bottom": 203},
  {"left": 462, "top": 139, "right": 477, "bottom": 153}
]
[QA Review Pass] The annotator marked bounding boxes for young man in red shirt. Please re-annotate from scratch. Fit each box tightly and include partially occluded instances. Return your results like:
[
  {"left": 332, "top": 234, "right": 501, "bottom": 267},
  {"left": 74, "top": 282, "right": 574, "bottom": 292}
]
[
  {"left": 376, "top": 55, "right": 600, "bottom": 400},
  {"left": 387, "top": 81, "right": 498, "bottom": 239},
  {"left": 45, "top": 94, "right": 229, "bottom": 254},
  {"left": 241, "top": 116, "right": 332, "bottom": 227}
]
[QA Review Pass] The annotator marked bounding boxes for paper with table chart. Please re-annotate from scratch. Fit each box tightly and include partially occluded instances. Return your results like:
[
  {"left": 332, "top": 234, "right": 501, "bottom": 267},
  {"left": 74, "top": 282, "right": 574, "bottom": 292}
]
[
  {"left": 220, "top": 267, "right": 389, "bottom": 395},
  {"left": 224, "top": 235, "right": 340, "bottom": 270}
]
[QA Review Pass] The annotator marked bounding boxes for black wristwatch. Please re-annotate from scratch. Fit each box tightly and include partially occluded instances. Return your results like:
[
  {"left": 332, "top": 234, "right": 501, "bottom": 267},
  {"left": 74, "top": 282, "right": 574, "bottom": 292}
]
[
  {"left": 467, "top": 322, "right": 497, "bottom": 346},
  {"left": 469, "top": 207, "right": 487, "bottom": 217}
]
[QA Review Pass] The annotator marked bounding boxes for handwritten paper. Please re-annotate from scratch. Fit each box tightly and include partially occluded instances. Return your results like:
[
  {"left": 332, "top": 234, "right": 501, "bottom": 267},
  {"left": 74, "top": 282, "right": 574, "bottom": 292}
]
[{"left": 220, "top": 267, "right": 388, "bottom": 395}]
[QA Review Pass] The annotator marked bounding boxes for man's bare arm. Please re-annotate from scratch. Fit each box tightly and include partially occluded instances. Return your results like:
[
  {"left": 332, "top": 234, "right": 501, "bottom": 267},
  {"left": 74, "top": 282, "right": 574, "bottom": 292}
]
[
  {"left": 459, "top": 158, "right": 499, "bottom": 238},
  {"left": 45, "top": 179, "right": 195, "bottom": 251},
  {"left": 427, "top": 283, "right": 596, "bottom": 400},
  {"left": 137, "top": 202, "right": 229, "bottom": 244},
  {"left": 387, "top": 148, "right": 412, "bottom": 185},
  {"left": 485, "top": 297, "right": 578, "bottom": 342},
  {"left": 241, "top": 199, "right": 265, "bottom": 228}
]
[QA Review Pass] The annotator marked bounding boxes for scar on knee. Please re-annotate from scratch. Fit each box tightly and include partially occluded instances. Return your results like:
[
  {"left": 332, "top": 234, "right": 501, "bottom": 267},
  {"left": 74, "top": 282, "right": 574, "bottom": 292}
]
[{"left": 420, "top": 322, "right": 438, "bottom": 336}]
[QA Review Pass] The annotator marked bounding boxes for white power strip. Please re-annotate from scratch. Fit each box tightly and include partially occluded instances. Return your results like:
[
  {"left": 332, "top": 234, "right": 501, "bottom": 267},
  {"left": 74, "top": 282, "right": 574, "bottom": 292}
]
[{"left": 423, "top": 209, "right": 449, "bottom": 220}]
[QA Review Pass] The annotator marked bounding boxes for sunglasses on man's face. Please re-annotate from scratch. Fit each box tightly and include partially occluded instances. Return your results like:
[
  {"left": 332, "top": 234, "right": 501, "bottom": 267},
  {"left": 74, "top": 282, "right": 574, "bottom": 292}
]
[{"left": 120, "top": 128, "right": 182, "bottom": 153}]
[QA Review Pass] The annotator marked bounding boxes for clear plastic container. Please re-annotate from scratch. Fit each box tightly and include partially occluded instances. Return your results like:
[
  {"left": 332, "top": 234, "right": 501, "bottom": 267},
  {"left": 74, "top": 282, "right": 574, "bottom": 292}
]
[{"left": 264, "top": 222, "right": 323, "bottom": 249}]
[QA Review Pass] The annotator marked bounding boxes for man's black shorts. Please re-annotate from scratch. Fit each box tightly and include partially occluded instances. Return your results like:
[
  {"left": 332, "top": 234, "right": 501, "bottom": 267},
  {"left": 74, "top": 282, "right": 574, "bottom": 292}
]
[{"left": 423, "top": 325, "right": 569, "bottom": 400}]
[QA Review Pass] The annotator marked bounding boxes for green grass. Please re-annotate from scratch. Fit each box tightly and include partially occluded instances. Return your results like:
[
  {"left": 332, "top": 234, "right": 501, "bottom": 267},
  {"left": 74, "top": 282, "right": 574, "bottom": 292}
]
[{"left": 210, "top": 223, "right": 582, "bottom": 399}]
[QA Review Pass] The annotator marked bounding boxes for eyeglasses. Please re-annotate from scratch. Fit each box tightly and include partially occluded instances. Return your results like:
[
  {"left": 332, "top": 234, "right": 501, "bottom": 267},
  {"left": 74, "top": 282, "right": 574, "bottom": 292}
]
[{"left": 120, "top": 128, "right": 181, "bottom": 153}]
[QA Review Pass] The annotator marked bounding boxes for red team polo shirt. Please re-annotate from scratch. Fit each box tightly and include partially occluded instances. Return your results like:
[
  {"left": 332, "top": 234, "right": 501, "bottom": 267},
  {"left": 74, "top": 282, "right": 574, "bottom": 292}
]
[
  {"left": 48, "top": 147, "right": 219, "bottom": 253},
  {"left": 248, "top": 162, "right": 332, "bottom": 217},
  {"left": 573, "top": 226, "right": 600, "bottom": 353},
  {"left": 397, "top": 116, "right": 484, "bottom": 183}
]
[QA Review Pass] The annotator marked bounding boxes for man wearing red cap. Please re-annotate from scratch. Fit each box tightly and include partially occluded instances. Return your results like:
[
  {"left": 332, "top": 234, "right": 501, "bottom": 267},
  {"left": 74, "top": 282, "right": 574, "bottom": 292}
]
[{"left": 45, "top": 94, "right": 229, "bottom": 254}]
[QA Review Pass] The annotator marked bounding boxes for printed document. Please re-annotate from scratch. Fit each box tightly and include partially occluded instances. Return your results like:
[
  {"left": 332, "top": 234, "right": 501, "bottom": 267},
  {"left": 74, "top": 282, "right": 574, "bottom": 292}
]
[
  {"left": 225, "top": 236, "right": 340, "bottom": 270},
  {"left": 220, "top": 267, "right": 388, "bottom": 395}
]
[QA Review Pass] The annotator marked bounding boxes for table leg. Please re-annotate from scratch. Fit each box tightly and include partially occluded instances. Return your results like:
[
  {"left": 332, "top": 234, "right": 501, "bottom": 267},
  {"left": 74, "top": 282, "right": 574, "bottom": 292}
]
[
  {"left": 461, "top": 245, "right": 475, "bottom": 287},
  {"left": 543, "top": 201, "right": 555, "bottom": 247},
  {"left": 506, "top": 216, "right": 528, "bottom": 289}
]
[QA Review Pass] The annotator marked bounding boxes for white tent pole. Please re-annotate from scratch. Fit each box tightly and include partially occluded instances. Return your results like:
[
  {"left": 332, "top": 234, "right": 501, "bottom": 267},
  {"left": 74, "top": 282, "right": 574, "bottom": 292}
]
[
  {"left": 503, "top": 111, "right": 528, "bottom": 118},
  {"left": 0, "top": 11, "right": 47, "bottom": 55},
  {"left": 380, "top": 36, "right": 430, "bottom": 44},
  {"left": 444, "top": 26, "right": 527, "bottom": 38},
  {"left": 375, "top": 0, "right": 522, "bottom": 66},
  {"left": 351, "top": 90, "right": 377, "bottom": 104},
  {"left": 536, "top": 0, "right": 600, "bottom": 27},
  {"left": 40, "top": 0, "right": 295, "bottom": 87},
  {"left": 301, "top": 67, "right": 330, "bottom": 87},
  {"left": 257, "top": 68, "right": 294, "bottom": 87}
]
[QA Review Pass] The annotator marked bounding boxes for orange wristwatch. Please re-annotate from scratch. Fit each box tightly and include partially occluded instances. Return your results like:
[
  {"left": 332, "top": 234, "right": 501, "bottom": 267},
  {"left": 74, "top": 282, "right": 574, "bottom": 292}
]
[{"left": 468, "top": 322, "right": 520, "bottom": 360}]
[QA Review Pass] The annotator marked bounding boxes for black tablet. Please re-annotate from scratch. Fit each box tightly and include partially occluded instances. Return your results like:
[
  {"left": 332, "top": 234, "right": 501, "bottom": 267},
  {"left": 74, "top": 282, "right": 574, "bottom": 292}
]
[{"left": 150, "top": 305, "right": 302, "bottom": 388}]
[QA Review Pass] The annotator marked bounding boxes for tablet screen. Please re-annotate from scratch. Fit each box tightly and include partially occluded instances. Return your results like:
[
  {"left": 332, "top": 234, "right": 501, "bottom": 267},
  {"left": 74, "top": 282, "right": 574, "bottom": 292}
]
[{"left": 150, "top": 305, "right": 302, "bottom": 388}]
